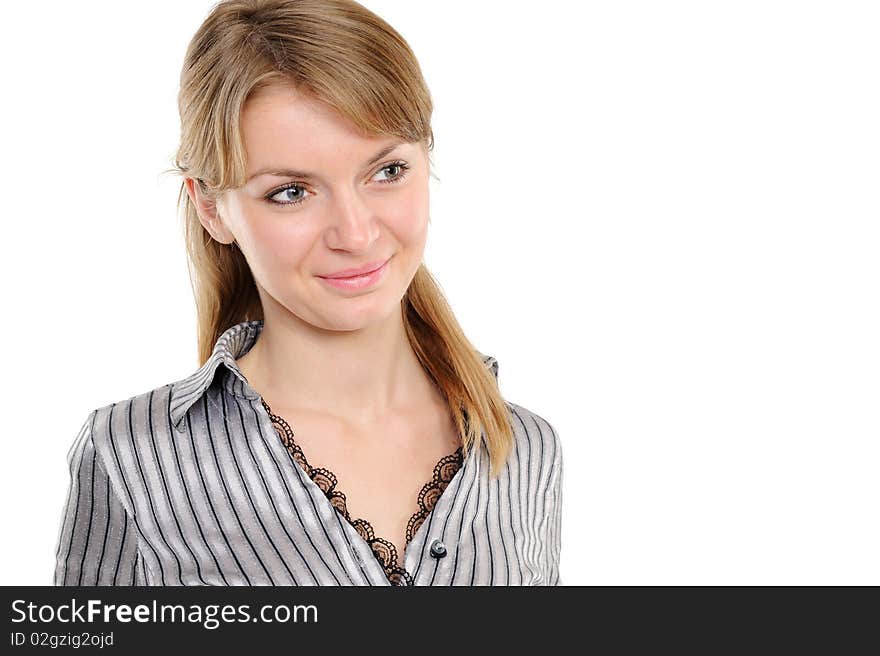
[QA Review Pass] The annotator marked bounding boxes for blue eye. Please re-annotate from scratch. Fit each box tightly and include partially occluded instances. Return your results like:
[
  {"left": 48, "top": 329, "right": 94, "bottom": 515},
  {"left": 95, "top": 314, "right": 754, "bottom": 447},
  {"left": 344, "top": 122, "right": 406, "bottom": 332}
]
[
  {"left": 268, "top": 185, "right": 308, "bottom": 206},
  {"left": 375, "top": 162, "right": 409, "bottom": 184},
  {"left": 265, "top": 160, "right": 411, "bottom": 207}
]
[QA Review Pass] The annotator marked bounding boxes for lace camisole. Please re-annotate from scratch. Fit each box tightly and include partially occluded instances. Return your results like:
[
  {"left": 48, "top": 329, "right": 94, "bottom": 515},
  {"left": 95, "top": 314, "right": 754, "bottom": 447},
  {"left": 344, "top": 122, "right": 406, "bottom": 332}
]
[{"left": 261, "top": 398, "right": 464, "bottom": 586}]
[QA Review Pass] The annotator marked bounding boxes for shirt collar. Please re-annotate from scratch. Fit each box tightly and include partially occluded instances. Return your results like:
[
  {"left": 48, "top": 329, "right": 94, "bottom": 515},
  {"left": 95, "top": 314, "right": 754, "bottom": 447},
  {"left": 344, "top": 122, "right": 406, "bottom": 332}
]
[
  {"left": 169, "top": 319, "right": 499, "bottom": 432},
  {"left": 169, "top": 320, "right": 262, "bottom": 432}
]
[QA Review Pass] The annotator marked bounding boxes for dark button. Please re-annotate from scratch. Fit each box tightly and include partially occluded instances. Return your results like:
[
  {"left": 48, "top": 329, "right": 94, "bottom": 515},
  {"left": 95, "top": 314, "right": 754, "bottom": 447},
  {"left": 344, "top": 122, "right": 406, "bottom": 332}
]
[{"left": 429, "top": 539, "right": 447, "bottom": 558}]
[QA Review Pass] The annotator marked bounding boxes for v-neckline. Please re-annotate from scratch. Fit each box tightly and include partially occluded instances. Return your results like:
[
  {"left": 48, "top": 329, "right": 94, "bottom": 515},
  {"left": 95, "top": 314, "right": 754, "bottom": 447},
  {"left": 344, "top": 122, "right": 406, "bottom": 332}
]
[{"left": 257, "top": 397, "right": 468, "bottom": 586}]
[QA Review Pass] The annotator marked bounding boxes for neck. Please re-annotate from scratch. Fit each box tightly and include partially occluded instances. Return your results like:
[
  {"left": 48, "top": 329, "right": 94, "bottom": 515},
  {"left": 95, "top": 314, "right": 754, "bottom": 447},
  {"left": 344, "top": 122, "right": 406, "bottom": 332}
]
[{"left": 237, "top": 302, "right": 438, "bottom": 424}]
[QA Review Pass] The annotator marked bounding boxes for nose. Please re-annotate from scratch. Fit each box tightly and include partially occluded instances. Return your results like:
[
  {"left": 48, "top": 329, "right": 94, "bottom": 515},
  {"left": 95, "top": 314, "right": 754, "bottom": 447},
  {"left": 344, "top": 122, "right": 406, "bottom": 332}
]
[{"left": 326, "top": 187, "right": 379, "bottom": 251}]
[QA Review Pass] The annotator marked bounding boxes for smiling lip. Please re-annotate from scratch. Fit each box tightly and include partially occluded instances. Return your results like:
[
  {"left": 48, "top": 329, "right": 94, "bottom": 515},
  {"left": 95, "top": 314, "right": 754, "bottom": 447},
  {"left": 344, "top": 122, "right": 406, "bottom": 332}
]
[
  {"left": 316, "top": 258, "right": 389, "bottom": 291},
  {"left": 317, "top": 258, "right": 389, "bottom": 279}
]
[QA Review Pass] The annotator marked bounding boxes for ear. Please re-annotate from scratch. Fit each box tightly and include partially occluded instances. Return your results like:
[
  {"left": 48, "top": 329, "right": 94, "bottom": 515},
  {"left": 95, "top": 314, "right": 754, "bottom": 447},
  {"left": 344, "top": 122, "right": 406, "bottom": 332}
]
[{"left": 183, "top": 177, "right": 236, "bottom": 245}]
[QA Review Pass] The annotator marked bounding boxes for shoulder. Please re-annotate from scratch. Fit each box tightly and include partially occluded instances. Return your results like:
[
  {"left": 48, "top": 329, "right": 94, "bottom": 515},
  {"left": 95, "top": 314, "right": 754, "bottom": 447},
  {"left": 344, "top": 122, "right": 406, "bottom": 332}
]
[
  {"left": 80, "top": 382, "right": 178, "bottom": 460},
  {"left": 61, "top": 383, "right": 176, "bottom": 508},
  {"left": 504, "top": 400, "right": 562, "bottom": 475}
]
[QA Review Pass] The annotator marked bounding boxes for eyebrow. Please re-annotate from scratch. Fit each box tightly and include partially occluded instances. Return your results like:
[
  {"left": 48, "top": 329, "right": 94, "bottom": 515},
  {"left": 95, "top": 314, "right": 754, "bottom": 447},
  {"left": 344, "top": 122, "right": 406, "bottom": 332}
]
[{"left": 246, "top": 141, "right": 406, "bottom": 183}]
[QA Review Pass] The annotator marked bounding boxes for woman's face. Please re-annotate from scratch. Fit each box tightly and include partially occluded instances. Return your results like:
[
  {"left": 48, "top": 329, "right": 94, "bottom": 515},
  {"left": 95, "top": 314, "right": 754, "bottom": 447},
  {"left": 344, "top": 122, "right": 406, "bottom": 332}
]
[{"left": 193, "top": 83, "right": 431, "bottom": 332}]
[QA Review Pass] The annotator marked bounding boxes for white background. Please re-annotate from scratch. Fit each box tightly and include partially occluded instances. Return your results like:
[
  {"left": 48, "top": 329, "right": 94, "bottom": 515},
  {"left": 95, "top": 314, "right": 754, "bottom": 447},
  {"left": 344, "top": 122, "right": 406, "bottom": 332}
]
[{"left": 1, "top": 1, "right": 878, "bottom": 585}]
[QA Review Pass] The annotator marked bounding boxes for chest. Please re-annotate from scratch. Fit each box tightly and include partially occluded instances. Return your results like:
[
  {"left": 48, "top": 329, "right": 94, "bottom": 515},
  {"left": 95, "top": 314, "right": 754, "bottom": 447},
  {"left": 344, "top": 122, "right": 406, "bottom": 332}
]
[{"left": 264, "top": 401, "right": 462, "bottom": 565}]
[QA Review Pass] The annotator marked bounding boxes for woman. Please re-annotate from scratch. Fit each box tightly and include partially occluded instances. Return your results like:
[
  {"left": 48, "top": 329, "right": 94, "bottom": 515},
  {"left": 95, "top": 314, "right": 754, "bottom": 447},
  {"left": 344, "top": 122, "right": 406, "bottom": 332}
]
[{"left": 53, "top": 0, "right": 562, "bottom": 586}]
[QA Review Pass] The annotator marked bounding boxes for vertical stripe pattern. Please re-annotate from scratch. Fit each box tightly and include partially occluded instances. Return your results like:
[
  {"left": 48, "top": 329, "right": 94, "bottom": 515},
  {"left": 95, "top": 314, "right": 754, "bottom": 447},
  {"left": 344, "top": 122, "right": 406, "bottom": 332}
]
[{"left": 53, "top": 320, "right": 563, "bottom": 586}]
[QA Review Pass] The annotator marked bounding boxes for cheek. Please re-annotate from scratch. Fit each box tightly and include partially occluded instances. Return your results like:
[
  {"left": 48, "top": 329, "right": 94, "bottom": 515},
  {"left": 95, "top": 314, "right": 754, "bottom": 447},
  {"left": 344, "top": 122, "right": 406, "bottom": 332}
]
[
  {"left": 384, "top": 186, "right": 429, "bottom": 247},
  {"left": 242, "top": 210, "right": 317, "bottom": 277}
]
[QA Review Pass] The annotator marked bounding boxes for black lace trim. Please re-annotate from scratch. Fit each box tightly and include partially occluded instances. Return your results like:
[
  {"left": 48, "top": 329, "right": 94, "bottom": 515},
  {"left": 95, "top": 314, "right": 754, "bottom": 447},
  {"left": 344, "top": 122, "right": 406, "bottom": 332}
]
[{"left": 261, "top": 398, "right": 463, "bottom": 586}]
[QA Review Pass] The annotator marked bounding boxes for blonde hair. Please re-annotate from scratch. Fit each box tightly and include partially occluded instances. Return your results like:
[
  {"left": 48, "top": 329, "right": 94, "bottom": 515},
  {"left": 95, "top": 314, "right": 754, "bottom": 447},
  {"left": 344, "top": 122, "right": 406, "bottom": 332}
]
[{"left": 167, "top": 0, "right": 514, "bottom": 478}]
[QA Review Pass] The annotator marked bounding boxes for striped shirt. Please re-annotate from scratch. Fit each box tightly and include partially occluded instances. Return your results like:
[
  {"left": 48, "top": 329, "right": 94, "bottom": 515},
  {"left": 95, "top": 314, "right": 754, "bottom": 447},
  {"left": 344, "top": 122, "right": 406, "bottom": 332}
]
[{"left": 53, "top": 319, "right": 563, "bottom": 586}]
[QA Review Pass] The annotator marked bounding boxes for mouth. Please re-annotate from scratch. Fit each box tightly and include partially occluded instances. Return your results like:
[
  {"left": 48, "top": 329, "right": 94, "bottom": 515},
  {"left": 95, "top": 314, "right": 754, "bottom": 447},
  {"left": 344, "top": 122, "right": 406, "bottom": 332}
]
[
  {"left": 315, "top": 257, "right": 390, "bottom": 291},
  {"left": 317, "top": 257, "right": 389, "bottom": 279}
]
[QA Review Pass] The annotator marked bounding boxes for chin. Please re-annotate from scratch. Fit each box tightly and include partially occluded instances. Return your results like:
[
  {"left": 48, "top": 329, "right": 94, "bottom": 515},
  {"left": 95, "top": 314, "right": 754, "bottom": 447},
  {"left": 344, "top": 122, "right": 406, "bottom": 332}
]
[{"left": 314, "top": 296, "right": 403, "bottom": 332}]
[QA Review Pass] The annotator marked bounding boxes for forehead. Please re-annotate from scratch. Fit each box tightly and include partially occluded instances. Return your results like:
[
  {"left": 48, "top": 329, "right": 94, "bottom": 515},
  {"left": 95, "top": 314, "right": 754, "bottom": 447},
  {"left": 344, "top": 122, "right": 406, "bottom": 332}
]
[{"left": 240, "top": 84, "right": 387, "bottom": 165}]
